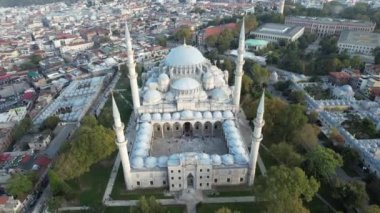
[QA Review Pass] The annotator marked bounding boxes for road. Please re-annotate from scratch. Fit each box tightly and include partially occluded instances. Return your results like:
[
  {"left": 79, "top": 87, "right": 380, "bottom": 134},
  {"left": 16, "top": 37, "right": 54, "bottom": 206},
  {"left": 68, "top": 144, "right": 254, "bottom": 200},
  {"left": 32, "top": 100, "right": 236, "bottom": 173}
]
[{"left": 44, "top": 123, "right": 78, "bottom": 158}]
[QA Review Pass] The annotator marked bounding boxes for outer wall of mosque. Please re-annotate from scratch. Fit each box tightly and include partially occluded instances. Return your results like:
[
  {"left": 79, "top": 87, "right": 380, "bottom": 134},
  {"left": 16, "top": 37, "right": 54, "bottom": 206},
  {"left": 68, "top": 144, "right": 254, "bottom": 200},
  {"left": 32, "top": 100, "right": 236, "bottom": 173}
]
[{"left": 114, "top": 22, "right": 263, "bottom": 192}]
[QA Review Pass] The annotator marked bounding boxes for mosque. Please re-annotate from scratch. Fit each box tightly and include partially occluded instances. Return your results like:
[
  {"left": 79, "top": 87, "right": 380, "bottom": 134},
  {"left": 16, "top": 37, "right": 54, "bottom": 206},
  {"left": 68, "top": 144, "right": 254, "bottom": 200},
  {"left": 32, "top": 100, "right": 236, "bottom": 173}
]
[{"left": 112, "top": 19, "right": 265, "bottom": 191}]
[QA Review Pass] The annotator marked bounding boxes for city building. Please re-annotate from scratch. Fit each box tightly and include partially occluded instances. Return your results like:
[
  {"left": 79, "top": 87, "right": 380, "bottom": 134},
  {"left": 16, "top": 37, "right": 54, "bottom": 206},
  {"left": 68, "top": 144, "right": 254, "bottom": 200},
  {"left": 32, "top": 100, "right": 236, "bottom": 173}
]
[
  {"left": 22, "top": 133, "right": 51, "bottom": 151},
  {"left": 0, "top": 195, "right": 23, "bottom": 212},
  {"left": 33, "top": 76, "right": 105, "bottom": 124},
  {"left": 245, "top": 39, "right": 269, "bottom": 51},
  {"left": 250, "top": 23, "right": 304, "bottom": 43},
  {"left": 114, "top": 22, "right": 265, "bottom": 191},
  {"left": 337, "top": 31, "right": 380, "bottom": 55},
  {"left": 285, "top": 16, "right": 376, "bottom": 36},
  {"left": 197, "top": 23, "right": 237, "bottom": 45}
]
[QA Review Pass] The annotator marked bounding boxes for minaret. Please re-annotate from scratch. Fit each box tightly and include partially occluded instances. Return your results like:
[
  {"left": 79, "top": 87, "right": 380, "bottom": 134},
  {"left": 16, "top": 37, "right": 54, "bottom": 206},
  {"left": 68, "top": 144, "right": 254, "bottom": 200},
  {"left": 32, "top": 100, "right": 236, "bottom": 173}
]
[
  {"left": 248, "top": 92, "right": 265, "bottom": 186},
  {"left": 112, "top": 94, "right": 133, "bottom": 190},
  {"left": 278, "top": 0, "right": 285, "bottom": 14},
  {"left": 125, "top": 22, "right": 141, "bottom": 110},
  {"left": 233, "top": 18, "right": 245, "bottom": 111}
]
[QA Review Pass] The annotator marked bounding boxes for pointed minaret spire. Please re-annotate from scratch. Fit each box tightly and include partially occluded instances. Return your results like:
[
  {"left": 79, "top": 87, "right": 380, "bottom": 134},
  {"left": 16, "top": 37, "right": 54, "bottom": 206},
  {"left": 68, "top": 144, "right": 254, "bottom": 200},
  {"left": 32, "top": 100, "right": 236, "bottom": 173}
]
[
  {"left": 232, "top": 17, "right": 246, "bottom": 111},
  {"left": 112, "top": 91, "right": 133, "bottom": 190},
  {"left": 248, "top": 91, "right": 265, "bottom": 186},
  {"left": 238, "top": 17, "right": 245, "bottom": 53},
  {"left": 112, "top": 92, "right": 122, "bottom": 128},
  {"left": 124, "top": 22, "right": 141, "bottom": 110}
]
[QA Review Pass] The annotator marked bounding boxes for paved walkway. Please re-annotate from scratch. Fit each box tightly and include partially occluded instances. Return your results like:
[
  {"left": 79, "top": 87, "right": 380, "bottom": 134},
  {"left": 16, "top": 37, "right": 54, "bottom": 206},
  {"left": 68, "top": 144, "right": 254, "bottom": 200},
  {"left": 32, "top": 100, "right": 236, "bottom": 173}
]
[
  {"left": 58, "top": 206, "right": 90, "bottom": 212},
  {"left": 103, "top": 153, "right": 121, "bottom": 203}
]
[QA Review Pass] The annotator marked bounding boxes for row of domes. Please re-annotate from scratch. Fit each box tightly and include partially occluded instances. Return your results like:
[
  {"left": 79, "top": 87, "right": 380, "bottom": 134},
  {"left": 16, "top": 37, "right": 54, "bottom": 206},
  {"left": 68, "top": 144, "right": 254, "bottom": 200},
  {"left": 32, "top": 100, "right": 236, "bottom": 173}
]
[{"left": 140, "top": 110, "right": 234, "bottom": 122}]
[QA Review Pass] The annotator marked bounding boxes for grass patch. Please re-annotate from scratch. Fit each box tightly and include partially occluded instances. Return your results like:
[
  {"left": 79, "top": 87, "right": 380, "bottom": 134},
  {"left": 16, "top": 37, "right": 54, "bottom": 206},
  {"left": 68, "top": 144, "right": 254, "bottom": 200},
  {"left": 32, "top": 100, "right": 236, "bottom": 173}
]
[
  {"left": 105, "top": 205, "right": 185, "bottom": 213},
  {"left": 207, "top": 185, "right": 255, "bottom": 197},
  {"left": 259, "top": 147, "right": 277, "bottom": 168},
  {"left": 197, "top": 202, "right": 265, "bottom": 213},
  {"left": 306, "top": 196, "right": 334, "bottom": 213},
  {"left": 111, "top": 166, "right": 172, "bottom": 200},
  {"left": 66, "top": 153, "right": 116, "bottom": 207}
]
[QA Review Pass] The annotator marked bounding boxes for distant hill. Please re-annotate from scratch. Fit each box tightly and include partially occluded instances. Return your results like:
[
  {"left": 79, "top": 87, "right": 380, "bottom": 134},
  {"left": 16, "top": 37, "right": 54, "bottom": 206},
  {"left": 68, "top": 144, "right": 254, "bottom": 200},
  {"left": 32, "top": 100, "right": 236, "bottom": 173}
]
[{"left": 0, "top": 0, "right": 78, "bottom": 7}]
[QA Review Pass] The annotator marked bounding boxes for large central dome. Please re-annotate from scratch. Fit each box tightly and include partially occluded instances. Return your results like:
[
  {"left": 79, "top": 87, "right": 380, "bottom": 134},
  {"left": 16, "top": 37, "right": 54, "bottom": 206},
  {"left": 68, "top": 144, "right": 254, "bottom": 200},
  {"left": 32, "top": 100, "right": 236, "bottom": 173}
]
[{"left": 164, "top": 45, "right": 206, "bottom": 67}]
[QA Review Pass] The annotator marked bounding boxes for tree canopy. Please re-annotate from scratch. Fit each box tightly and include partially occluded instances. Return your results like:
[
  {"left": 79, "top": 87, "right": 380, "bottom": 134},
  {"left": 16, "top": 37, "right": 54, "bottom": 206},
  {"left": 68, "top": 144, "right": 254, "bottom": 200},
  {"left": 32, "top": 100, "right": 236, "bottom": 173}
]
[
  {"left": 256, "top": 165, "right": 320, "bottom": 213},
  {"left": 11, "top": 116, "right": 33, "bottom": 143},
  {"left": 41, "top": 116, "right": 61, "bottom": 131},
  {"left": 131, "top": 196, "right": 166, "bottom": 213},
  {"left": 53, "top": 116, "right": 116, "bottom": 180},
  {"left": 269, "top": 142, "right": 303, "bottom": 167},
  {"left": 332, "top": 179, "right": 369, "bottom": 211},
  {"left": 303, "top": 146, "right": 343, "bottom": 181},
  {"left": 6, "top": 173, "right": 34, "bottom": 199},
  {"left": 174, "top": 27, "right": 193, "bottom": 43}
]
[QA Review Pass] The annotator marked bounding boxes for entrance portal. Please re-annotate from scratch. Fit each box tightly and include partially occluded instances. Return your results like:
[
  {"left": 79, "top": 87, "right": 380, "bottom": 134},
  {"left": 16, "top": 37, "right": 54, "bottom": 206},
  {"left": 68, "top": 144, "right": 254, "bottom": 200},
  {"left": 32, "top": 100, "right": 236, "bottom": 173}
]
[
  {"left": 187, "top": 173, "right": 194, "bottom": 188},
  {"left": 183, "top": 122, "right": 192, "bottom": 137}
]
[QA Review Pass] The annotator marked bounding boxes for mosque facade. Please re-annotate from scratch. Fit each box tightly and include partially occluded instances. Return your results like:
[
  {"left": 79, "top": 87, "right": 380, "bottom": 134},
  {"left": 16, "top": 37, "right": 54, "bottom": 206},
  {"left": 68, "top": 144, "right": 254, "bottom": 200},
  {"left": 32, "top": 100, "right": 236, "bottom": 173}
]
[{"left": 112, "top": 20, "right": 265, "bottom": 191}]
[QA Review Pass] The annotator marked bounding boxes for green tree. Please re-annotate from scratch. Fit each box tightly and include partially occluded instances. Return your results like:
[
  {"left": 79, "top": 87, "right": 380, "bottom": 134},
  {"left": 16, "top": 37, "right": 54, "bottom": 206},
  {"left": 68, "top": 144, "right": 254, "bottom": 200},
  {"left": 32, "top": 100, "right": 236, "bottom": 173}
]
[
  {"left": 251, "top": 64, "right": 269, "bottom": 88},
  {"left": 42, "top": 116, "right": 61, "bottom": 130},
  {"left": 54, "top": 116, "right": 116, "bottom": 180},
  {"left": 289, "top": 90, "right": 305, "bottom": 105},
  {"left": 374, "top": 47, "right": 380, "bottom": 64},
  {"left": 205, "top": 35, "right": 218, "bottom": 47},
  {"left": 6, "top": 173, "right": 33, "bottom": 198},
  {"left": 256, "top": 165, "right": 320, "bottom": 213},
  {"left": 269, "top": 142, "right": 303, "bottom": 167},
  {"left": 97, "top": 106, "right": 113, "bottom": 128},
  {"left": 319, "top": 37, "right": 338, "bottom": 55},
  {"left": 332, "top": 179, "right": 369, "bottom": 211},
  {"left": 11, "top": 116, "right": 33, "bottom": 142},
  {"left": 48, "top": 170, "right": 72, "bottom": 196},
  {"left": 131, "top": 196, "right": 166, "bottom": 213},
  {"left": 303, "top": 146, "right": 343, "bottom": 181},
  {"left": 216, "top": 29, "right": 234, "bottom": 53},
  {"left": 174, "top": 27, "right": 192, "bottom": 43},
  {"left": 241, "top": 74, "right": 253, "bottom": 95},
  {"left": 215, "top": 207, "right": 240, "bottom": 213},
  {"left": 366, "top": 205, "right": 380, "bottom": 213},
  {"left": 341, "top": 147, "right": 361, "bottom": 168},
  {"left": 291, "top": 124, "right": 319, "bottom": 151},
  {"left": 156, "top": 36, "right": 167, "bottom": 47},
  {"left": 47, "top": 196, "right": 64, "bottom": 213}
]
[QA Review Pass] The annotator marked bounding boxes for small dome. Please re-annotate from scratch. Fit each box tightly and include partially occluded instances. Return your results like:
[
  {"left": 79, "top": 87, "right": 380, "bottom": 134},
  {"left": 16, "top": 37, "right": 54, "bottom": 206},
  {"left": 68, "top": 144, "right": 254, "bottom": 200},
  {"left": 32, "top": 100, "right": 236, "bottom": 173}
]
[
  {"left": 152, "top": 113, "right": 161, "bottom": 121},
  {"left": 222, "top": 154, "right": 234, "bottom": 165},
  {"left": 158, "top": 156, "right": 168, "bottom": 167},
  {"left": 211, "top": 88, "right": 229, "bottom": 101},
  {"left": 145, "top": 157, "right": 158, "bottom": 168},
  {"left": 171, "top": 77, "right": 200, "bottom": 91},
  {"left": 194, "top": 111, "right": 203, "bottom": 119},
  {"left": 213, "top": 111, "right": 223, "bottom": 119},
  {"left": 162, "top": 113, "right": 171, "bottom": 120},
  {"left": 143, "top": 89, "right": 161, "bottom": 105},
  {"left": 172, "top": 112, "right": 181, "bottom": 120},
  {"left": 141, "top": 113, "right": 151, "bottom": 122},
  {"left": 203, "top": 111, "right": 212, "bottom": 119},
  {"left": 181, "top": 110, "right": 193, "bottom": 119},
  {"left": 211, "top": 154, "right": 222, "bottom": 165},
  {"left": 165, "top": 45, "right": 206, "bottom": 67},
  {"left": 131, "top": 157, "right": 144, "bottom": 169},
  {"left": 223, "top": 110, "right": 234, "bottom": 119},
  {"left": 234, "top": 154, "right": 249, "bottom": 165}
]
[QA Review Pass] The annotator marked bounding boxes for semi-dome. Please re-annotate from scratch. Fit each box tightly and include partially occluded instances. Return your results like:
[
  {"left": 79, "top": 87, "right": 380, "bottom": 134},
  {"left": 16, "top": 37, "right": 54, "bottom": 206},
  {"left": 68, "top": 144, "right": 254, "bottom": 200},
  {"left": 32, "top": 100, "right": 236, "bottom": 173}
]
[
  {"left": 165, "top": 45, "right": 206, "bottom": 67},
  {"left": 171, "top": 77, "right": 200, "bottom": 91},
  {"left": 143, "top": 89, "right": 161, "bottom": 105}
]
